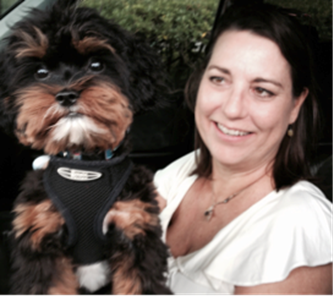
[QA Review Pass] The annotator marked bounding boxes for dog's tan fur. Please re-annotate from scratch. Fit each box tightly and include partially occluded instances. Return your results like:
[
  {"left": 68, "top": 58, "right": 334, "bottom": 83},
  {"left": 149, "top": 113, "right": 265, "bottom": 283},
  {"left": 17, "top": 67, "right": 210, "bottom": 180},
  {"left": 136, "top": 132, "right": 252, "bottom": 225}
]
[
  {"left": 15, "top": 84, "right": 64, "bottom": 147},
  {"left": 48, "top": 257, "right": 79, "bottom": 295},
  {"left": 104, "top": 199, "right": 159, "bottom": 240},
  {"left": 14, "top": 26, "right": 49, "bottom": 59},
  {"left": 72, "top": 36, "right": 115, "bottom": 55},
  {"left": 13, "top": 200, "right": 65, "bottom": 251},
  {"left": 110, "top": 249, "right": 142, "bottom": 294}
]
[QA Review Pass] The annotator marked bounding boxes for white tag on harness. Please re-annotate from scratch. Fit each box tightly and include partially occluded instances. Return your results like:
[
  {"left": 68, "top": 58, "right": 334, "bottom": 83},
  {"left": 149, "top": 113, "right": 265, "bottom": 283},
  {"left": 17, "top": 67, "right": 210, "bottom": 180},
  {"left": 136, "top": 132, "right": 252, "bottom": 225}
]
[{"left": 57, "top": 167, "right": 102, "bottom": 182}]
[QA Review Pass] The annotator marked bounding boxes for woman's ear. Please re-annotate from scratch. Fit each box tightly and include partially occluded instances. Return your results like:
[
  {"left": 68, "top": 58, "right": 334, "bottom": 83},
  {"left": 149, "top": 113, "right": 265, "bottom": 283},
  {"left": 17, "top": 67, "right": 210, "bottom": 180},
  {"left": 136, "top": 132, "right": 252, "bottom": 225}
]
[{"left": 289, "top": 88, "right": 309, "bottom": 124}]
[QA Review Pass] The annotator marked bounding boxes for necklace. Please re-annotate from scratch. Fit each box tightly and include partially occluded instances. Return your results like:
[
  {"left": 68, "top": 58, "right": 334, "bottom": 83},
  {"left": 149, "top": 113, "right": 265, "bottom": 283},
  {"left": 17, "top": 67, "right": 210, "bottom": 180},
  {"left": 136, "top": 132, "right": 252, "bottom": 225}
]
[
  {"left": 204, "top": 175, "right": 264, "bottom": 221},
  {"left": 204, "top": 191, "right": 241, "bottom": 221}
]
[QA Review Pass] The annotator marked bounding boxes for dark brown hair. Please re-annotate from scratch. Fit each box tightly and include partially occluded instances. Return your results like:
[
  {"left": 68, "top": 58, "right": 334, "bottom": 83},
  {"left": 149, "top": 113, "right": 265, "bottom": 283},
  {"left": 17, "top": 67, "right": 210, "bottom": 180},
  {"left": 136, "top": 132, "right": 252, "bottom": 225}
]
[{"left": 185, "top": 3, "right": 320, "bottom": 190}]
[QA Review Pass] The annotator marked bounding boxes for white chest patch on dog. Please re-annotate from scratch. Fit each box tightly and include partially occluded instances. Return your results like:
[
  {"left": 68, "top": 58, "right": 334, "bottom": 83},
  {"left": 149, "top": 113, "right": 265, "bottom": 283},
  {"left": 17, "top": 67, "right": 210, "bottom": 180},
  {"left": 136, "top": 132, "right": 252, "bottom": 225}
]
[
  {"left": 57, "top": 167, "right": 102, "bottom": 181},
  {"left": 76, "top": 261, "right": 110, "bottom": 292}
]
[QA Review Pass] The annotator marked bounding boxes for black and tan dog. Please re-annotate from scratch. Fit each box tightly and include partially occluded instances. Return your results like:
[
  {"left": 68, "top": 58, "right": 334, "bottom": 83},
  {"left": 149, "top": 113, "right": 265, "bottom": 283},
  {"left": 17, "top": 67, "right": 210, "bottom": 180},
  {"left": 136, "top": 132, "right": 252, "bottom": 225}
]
[{"left": 0, "top": 0, "right": 171, "bottom": 294}]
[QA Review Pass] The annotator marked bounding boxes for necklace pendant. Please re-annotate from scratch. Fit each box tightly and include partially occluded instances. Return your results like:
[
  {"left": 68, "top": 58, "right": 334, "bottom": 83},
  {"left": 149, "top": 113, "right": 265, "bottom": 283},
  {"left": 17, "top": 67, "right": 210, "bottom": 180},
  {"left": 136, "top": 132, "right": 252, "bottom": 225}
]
[{"left": 204, "top": 205, "right": 214, "bottom": 221}]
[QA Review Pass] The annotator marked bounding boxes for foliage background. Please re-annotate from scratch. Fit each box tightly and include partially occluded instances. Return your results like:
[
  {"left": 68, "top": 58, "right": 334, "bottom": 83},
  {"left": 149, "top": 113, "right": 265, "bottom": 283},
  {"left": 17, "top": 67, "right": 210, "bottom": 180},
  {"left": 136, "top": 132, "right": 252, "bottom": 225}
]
[
  {"left": 81, "top": 0, "right": 219, "bottom": 89},
  {"left": 81, "top": 0, "right": 332, "bottom": 90},
  {"left": 266, "top": 0, "right": 332, "bottom": 41}
]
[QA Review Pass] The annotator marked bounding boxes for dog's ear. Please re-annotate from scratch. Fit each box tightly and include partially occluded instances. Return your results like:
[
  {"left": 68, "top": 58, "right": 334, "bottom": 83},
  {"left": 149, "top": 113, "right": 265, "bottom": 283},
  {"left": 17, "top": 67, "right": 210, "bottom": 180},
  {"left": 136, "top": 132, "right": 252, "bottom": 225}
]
[{"left": 124, "top": 35, "right": 170, "bottom": 113}]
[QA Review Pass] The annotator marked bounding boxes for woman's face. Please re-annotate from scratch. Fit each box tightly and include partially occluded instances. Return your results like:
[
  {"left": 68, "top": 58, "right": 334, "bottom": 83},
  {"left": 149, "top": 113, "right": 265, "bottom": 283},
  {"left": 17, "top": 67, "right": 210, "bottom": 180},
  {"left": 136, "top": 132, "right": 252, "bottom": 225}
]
[{"left": 195, "top": 30, "right": 307, "bottom": 172}]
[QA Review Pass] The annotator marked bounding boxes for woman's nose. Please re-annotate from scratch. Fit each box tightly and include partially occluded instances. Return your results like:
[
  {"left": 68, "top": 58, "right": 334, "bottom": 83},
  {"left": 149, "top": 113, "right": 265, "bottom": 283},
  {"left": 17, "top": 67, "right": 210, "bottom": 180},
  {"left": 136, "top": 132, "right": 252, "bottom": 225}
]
[{"left": 222, "top": 87, "right": 248, "bottom": 119}]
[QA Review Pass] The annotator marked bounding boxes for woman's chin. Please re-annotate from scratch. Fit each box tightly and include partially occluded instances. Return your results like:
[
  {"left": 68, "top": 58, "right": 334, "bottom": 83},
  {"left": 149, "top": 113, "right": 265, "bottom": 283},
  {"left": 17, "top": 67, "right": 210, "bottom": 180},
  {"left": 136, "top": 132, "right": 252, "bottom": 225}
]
[
  {"left": 210, "top": 148, "right": 248, "bottom": 168},
  {"left": 209, "top": 144, "right": 256, "bottom": 169}
]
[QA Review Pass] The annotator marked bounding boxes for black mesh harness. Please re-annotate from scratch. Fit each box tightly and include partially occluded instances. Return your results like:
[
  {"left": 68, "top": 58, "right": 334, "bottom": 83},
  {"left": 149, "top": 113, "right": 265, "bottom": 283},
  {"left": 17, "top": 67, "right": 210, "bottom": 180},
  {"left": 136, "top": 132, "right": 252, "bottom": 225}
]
[{"left": 43, "top": 155, "right": 133, "bottom": 265}]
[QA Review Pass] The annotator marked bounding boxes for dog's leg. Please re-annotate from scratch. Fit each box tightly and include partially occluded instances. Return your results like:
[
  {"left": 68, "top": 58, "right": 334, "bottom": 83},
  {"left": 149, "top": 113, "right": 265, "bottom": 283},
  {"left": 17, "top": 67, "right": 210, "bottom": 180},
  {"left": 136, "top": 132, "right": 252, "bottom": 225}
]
[
  {"left": 104, "top": 199, "right": 171, "bottom": 294},
  {"left": 48, "top": 257, "right": 79, "bottom": 294},
  {"left": 109, "top": 251, "right": 142, "bottom": 295},
  {"left": 12, "top": 199, "right": 65, "bottom": 251},
  {"left": 10, "top": 199, "right": 79, "bottom": 294}
]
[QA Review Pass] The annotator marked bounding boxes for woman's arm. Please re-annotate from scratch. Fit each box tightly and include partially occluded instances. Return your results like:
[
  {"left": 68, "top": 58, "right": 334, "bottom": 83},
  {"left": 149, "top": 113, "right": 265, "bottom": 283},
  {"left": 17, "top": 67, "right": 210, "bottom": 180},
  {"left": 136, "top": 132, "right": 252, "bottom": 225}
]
[
  {"left": 155, "top": 192, "right": 167, "bottom": 212},
  {"left": 235, "top": 263, "right": 332, "bottom": 295}
]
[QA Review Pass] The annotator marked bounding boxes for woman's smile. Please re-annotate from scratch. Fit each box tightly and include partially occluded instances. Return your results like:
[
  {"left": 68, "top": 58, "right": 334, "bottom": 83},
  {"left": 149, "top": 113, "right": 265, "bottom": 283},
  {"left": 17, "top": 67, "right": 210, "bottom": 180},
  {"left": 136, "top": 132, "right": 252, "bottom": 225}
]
[
  {"left": 212, "top": 121, "right": 255, "bottom": 144},
  {"left": 215, "top": 122, "right": 252, "bottom": 137}
]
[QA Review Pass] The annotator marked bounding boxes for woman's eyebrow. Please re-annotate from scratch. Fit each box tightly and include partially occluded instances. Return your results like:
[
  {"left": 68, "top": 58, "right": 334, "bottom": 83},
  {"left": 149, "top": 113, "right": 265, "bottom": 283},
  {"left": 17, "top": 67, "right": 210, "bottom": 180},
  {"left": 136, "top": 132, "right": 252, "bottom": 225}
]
[
  {"left": 207, "top": 65, "right": 230, "bottom": 75},
  {"left": 253, "top": 77, "right": 283, "bottom": 88}
]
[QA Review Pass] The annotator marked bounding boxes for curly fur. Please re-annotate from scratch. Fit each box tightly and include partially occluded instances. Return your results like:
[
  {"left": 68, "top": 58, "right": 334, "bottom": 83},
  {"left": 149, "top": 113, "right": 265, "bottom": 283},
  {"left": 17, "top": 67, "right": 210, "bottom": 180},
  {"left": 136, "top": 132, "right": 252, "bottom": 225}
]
[{"left": 0, "top": 0, "right": 171, "bottom": 294}]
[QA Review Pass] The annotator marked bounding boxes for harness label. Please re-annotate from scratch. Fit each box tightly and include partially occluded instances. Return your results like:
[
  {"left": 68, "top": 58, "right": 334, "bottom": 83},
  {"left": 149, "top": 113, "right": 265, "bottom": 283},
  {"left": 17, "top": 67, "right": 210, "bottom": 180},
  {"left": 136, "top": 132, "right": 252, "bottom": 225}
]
[{"left": 57, "top": 167, "right": 102, "bottom": 182}]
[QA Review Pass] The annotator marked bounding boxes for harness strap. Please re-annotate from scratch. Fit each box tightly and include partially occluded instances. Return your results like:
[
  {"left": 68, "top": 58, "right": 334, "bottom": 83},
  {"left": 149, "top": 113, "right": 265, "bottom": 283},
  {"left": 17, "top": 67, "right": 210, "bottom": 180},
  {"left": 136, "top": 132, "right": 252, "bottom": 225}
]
[{"left": 43, "top": 155, "right": 133, "bottom": 264}]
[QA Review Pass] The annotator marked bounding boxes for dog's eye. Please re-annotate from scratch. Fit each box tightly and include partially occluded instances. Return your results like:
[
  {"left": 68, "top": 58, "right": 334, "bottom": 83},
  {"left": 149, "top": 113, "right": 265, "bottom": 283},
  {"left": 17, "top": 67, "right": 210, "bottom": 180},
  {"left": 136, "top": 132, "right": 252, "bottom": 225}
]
[
  {"left": 89, "top": 61, "right": 103, "bottom": 72},
  {"left": 35, "top": 68, "right": 49, "bottom": 79}
]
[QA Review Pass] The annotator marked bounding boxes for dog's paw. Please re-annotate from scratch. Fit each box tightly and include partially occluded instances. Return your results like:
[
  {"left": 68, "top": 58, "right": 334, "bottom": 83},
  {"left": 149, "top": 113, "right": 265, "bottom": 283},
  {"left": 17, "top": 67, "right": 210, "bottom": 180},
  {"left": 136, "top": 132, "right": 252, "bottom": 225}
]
[{"left": 102, "top": 199, "right": 159, "bottom": 239}]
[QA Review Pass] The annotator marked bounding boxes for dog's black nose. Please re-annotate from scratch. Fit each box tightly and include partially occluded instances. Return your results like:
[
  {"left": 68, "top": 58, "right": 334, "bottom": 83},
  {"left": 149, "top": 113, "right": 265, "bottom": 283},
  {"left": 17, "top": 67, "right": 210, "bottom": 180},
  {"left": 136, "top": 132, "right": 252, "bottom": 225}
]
[{"left": 56, "top": 91, "right": 79, "bottom": 107}]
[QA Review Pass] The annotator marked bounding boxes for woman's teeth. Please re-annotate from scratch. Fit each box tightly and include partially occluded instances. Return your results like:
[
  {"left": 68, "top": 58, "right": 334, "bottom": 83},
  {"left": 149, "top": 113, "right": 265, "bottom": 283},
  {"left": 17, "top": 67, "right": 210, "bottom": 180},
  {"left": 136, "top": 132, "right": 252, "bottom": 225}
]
[{"left": 217, "top": 123, "right": 250, "bottom": 136}]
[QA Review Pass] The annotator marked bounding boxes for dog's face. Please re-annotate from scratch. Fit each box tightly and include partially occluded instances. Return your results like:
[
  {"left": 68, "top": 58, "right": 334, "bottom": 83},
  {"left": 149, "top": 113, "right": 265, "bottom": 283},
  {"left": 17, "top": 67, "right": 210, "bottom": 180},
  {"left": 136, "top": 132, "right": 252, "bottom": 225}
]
[{"left": 0, "top": 1, "right": 166, "bottom": 155}]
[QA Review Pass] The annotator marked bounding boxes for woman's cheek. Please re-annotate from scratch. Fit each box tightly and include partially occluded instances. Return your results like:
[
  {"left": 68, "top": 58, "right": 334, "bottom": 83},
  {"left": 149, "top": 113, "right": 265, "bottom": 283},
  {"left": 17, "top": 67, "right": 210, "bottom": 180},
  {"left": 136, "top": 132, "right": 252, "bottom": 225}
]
[
  {"left": 250, "top": 103, "right": 290, "bottom": 143},
  {"left": 195, "top": 89, "right": 211, "bottom": 125},
  {"left": 196, "top": 87, "right": 222, "bottom": 118}
]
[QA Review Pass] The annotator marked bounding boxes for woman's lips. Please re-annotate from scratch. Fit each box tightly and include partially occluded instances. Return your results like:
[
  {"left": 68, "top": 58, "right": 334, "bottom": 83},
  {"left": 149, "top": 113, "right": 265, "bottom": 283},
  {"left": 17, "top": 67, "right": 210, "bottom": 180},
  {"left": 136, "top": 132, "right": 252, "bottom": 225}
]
[{"left": 216, "top": 123, "right": 252, "bottom": 136}]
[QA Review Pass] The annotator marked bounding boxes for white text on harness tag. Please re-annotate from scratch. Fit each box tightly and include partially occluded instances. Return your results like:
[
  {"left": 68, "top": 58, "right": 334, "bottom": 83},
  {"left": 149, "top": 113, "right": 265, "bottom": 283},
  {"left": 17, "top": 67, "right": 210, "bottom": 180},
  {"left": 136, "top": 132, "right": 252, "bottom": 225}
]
[{"left": 57, "top": 167, "right": 102, "bottom": 181}]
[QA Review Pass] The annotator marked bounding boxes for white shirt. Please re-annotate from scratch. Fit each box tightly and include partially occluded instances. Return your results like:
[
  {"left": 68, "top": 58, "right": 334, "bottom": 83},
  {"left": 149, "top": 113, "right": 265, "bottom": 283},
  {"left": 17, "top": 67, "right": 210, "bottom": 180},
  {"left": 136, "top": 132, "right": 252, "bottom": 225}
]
[{"left": 154, "top": 151, "right": 332, "bottom": 294}]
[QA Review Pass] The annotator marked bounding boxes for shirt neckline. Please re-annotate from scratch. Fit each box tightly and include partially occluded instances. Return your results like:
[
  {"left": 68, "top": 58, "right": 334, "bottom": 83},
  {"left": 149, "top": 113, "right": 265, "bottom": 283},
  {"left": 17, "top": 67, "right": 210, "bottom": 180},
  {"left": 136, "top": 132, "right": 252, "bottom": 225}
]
[{"left": 163, "top": 175, "right": 283, "bottom": 263}]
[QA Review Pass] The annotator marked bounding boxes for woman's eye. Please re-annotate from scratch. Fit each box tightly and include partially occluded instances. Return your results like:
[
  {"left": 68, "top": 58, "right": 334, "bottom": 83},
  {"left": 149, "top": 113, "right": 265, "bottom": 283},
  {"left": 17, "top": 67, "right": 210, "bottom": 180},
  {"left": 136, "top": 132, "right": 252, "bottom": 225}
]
[
  {"left": 254, "top": 87, "right": 274, "bottom": 97},
  {"left": 210, "top": 76, "right": 225, "bottom": 84},
  {"left": 35, "top": 68, "right": 49, "bottom": 79},
  {"left": 89, "top": 61, "right": 104, "bottom": 72}
]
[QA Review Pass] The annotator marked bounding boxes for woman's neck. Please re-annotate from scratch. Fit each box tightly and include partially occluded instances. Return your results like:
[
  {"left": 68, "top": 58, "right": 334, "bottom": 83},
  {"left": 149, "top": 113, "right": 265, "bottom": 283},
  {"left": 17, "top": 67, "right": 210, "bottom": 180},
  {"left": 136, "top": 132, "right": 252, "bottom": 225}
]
[{"left": 210, "top": 158, "right": 275, "bottom": 200}]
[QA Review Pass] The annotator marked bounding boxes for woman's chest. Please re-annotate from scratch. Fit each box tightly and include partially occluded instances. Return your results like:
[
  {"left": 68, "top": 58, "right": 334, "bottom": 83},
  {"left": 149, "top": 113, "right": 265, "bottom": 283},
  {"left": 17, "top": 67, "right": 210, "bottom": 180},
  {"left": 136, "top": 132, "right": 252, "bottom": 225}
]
[
  {"left": 166, "top": 180, "right": 239, "bottom": 257},
  {"left": 166, "top": 212, "right": 219, "bottom": 257}
]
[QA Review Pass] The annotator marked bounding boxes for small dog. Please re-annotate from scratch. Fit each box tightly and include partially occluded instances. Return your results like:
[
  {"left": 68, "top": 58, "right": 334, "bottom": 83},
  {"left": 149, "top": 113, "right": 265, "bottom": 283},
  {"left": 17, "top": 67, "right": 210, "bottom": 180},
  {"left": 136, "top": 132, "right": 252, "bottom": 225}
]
[{"left": 0, "top": 0, "right": 171, "bottom": 294}]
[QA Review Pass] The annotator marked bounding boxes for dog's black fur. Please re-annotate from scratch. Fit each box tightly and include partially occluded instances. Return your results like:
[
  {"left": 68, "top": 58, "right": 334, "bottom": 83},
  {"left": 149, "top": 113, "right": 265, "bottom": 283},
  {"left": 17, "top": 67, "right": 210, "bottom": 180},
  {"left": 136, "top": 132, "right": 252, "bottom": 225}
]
[{"left": 0, "top": 0, "right": 171, "bottom": 294}]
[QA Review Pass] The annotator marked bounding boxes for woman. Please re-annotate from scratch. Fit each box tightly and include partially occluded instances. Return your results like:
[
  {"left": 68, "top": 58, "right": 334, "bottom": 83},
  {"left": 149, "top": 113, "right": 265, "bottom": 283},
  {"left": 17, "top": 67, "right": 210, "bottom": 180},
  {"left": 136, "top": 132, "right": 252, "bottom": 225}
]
[{"left": 154, "top": 3, "right": 332, "bottom": 294}]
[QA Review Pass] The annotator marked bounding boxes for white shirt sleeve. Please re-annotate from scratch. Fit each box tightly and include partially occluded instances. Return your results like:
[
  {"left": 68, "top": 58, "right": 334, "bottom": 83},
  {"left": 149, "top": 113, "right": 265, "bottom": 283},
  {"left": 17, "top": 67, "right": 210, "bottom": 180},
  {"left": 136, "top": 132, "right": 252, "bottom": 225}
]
[
  {"left": 154, "top": 151, "right": 197, "bottom": 202},
  {"left": 204, "top": 181, "right": 332, "bottom": 287}
]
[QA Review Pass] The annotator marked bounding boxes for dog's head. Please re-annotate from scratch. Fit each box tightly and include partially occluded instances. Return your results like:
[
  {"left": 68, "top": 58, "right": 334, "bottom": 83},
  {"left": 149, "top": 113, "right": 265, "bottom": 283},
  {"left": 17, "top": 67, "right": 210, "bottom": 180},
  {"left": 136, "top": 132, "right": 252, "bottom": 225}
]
[{"left": 0, "top": 0, "right": 167, "bottom": 155}]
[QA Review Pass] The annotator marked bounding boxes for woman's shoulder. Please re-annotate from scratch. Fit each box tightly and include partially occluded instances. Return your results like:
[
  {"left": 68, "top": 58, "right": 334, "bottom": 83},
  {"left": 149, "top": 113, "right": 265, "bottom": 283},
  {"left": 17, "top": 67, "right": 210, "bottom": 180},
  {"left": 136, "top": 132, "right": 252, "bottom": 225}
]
[
  {"left": 268, "top": 181, "right": 331, "bottom": 246},
  {"left": 202, "top": 181, "right": 332, "bottom": 287},
  {"left": 283, "top": 180, "right": 329, "bottom": 200},
  {"left": 273, "top": 180, "right": 332, "bottom": 222},
  {"left": 254, "top": 181, "right": 332, "bottom": 256},
  {"left": 154, "top": 150, "right": 198, "bottom": 200},
  {"left": 155, "top": 150, "right": 197, "bottom": 177}
]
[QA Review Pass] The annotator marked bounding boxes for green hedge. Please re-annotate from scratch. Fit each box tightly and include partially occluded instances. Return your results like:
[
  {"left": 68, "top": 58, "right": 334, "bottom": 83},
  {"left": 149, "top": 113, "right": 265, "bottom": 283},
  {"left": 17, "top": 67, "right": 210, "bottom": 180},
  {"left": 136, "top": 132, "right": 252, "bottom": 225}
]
[
  {"left": 81, "top": 0, "right": 218, "bottom": 87},
  {"left": 81, "top": 0, "right": 331, "bottom": 45},
  {"left": 266, "top": 0, "right": 332, "bottom": 40},
  {"left": 81, "top": 0, "right": 217, "bottom": 41},
  {"left": 81, "top": 0, "right": 332, "bottom": 88}
]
